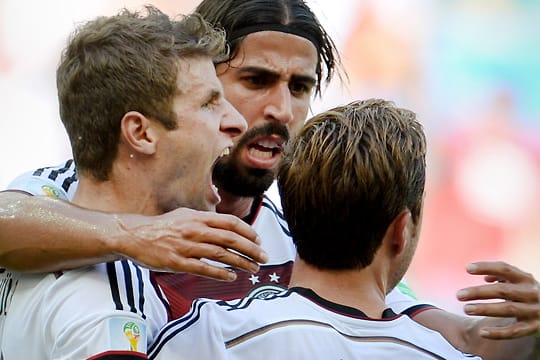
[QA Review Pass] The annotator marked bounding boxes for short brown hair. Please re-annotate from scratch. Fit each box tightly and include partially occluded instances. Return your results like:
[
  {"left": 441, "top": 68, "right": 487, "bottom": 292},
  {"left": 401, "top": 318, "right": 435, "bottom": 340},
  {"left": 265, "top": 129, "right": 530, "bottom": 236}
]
[
  {"left": 57, "top": 6, "right": 227, "bottom": 180},
  {"left": 278, "top": 99, "right": 426, "bottom": 269}
]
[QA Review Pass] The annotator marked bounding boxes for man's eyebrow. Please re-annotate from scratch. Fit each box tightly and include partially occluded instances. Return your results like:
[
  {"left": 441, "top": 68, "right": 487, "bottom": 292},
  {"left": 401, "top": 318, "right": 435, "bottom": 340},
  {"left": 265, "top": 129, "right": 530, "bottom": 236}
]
[
  {"left": 237, "top": 66, "right": 280, "bottom": 79},
  {"left": 290, "top": 74, "right": 317, "bottom": 87},
  {"left": 237, "top": 66, "right": 317, "bottom": 85},
  {"left": 205, "top": 89, "right": 221, "bottom": 103}
]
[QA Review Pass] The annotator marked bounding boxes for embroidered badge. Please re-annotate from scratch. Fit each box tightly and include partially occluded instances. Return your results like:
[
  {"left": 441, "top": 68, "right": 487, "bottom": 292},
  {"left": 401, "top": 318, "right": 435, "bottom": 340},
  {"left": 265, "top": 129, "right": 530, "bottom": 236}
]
[{"left": 108, "top": 318, "right": 147, "bottom": 352}]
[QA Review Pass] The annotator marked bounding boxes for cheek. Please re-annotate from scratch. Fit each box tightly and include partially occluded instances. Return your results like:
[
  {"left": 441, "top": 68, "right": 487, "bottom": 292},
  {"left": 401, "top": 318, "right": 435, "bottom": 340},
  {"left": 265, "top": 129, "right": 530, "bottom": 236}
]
[
  {"left": 290, "top": 100, "right": 310, "bottom": 135},
  {"left": 226, "top": 96, "right": 258, "bottom": 130}
]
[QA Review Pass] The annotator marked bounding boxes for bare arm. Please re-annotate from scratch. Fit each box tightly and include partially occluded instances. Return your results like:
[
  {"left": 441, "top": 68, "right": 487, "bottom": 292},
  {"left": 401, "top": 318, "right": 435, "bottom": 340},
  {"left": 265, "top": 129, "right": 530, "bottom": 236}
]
[
  {"left": 0, "top": 191, "right": 267, "bottom": 280},
  {"left": 413, "top": 261, "right": 540, "bottom": 360}
]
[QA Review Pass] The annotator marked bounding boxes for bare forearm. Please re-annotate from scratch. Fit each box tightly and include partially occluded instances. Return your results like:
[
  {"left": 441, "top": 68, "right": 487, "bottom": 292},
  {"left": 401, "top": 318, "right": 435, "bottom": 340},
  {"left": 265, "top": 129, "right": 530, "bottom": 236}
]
[
  {"left": 0, "top": 191, "right": 122, "bottom": 272},
  {"left": 0, "top": 191, "right": 266, "bottom": 279}
]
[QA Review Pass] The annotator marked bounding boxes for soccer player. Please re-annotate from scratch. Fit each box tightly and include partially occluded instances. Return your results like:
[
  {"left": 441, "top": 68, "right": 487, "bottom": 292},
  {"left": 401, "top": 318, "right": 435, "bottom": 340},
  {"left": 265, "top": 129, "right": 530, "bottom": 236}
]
[
  {"left": 0, "top": 0, "right": 538, "bottom": 358},
  {"left": 0, "top": 7, "right": 249, "bottom": 358},
  {"left": 148, "top": 99, "right": 480, "bottom": 359}
]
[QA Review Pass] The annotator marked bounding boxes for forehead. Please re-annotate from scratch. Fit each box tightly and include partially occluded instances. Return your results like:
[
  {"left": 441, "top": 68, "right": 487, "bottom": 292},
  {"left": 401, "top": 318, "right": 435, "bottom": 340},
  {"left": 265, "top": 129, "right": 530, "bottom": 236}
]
[
  {"left": 176, "top": 56, "right": 222, "bottom": 95},
  {"left": 228, "top": 30, "right": 318, "bottom": 79}
]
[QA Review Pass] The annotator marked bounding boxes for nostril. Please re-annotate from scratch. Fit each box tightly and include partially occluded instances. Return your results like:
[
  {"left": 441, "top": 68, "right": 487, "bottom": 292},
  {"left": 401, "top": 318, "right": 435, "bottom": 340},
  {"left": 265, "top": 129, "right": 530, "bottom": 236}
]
[{"left": 225, "top": 127, "right": 244, "bottom": 138}]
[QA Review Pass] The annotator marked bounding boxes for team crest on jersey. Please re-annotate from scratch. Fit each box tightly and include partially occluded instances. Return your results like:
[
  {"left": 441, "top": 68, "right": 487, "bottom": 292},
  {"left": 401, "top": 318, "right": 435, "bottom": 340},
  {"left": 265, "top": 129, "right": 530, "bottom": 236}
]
[
  {"left": 246, "top": 284, "right": 287, "bottom": 300},
  {"left": 108, "top": 318, "right": 147, "bottom": 352},
  {"left": 40, "top": 185, "right": 62, "bottom": 199}
]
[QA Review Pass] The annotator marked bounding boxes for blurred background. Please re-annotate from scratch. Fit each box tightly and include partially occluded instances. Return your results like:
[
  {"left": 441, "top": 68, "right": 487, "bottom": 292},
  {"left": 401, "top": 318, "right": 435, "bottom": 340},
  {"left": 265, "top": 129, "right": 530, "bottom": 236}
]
[{"left": 1, "top": 0, "right": 539, "bottom": 313}]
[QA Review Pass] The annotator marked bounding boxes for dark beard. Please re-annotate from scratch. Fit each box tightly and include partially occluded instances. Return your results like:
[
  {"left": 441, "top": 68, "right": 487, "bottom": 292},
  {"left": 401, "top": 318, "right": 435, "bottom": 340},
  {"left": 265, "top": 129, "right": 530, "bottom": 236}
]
[
  {"left": 213, "top": 158, "right": 275, "bottom": 197},
  {"left": 212, "top": 122, "right": 289, "bottom": 197}
]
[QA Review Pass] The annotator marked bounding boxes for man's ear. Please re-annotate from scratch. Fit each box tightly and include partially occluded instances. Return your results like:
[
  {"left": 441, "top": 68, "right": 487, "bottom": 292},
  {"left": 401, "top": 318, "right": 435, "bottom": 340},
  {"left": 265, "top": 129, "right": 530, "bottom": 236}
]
[
  {"left": 388, "top": 209, "right": 412, "bottom": 257},
  {"left": 120, "top": 111, "right": 158, "bottom": 155}
]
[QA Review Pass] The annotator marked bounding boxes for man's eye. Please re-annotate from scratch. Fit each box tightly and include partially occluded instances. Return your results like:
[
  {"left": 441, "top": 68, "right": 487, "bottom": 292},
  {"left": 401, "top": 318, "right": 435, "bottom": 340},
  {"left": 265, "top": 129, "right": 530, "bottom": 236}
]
[
  {"left": 243, "top": 75, "right": 267, "bottom": 87},
  {"left": 290, "top": 82, "right": 313, "bottom": 96},
  {"left": 203, "top": 98, "right": 220, "bottom": 109}
]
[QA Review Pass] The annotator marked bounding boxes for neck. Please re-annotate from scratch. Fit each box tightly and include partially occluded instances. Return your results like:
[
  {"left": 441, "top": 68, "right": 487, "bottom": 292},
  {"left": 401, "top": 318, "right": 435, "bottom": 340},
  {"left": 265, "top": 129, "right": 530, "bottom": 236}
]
[
  {"left": 72, "top": 167, "right": 160, "bottom": 215},
  {"left": 289, "top": 257, "right": 389, "bottom": 318},
  {"left": 216, "top": 188, "right": 257, "bottom": 219}
]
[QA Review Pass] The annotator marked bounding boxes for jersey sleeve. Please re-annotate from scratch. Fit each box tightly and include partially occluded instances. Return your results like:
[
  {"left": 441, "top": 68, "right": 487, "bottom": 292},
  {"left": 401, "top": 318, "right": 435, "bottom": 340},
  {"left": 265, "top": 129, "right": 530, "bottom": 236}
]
[
  {"left": 5, "top": 159, "right": 78, "bottom": 200},
  {"left": 386, "top": 280, "right": 436, "bottom": 314},
  {"left": 148, "top": 299, "right": 227, "bottom": 359},
  {"left": 46, "top": 261, "right": 166, "bottom": 359},
  {"left": 54, "top": 312, "right": 149, "bottom": 360}
]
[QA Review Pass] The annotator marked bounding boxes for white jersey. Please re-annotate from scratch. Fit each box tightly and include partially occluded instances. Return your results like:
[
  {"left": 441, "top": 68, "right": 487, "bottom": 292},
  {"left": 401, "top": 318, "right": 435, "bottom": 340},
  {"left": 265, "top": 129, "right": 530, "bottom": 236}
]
[
  {"left": 8, "top": 159, "right": 79, "bottom": 200},
  {"left": 6, "top": 161, "right": 432, "bottom": 318},
  {"left": 0, "top": 261, "right": 169, "bottom": 359},
  {"left": 148, "top": 287, "right": 481, "bottom": 360}
]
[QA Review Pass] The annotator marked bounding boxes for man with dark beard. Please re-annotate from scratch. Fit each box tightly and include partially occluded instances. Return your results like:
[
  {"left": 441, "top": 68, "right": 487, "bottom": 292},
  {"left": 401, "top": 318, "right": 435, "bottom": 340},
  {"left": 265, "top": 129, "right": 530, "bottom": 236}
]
[
  {"left": 0, "top": 0, "right": 538, "bottom": 359},
  {"left": 213, "top": 122, "right": 289, "bottom": 198}
]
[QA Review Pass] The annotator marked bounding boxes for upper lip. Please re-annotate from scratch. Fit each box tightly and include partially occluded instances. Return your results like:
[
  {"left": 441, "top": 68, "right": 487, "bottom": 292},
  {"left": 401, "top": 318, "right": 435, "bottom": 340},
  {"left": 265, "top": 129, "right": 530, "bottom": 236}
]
[{"left": 248, "top": 135, "right": 285, "bottom": 152}]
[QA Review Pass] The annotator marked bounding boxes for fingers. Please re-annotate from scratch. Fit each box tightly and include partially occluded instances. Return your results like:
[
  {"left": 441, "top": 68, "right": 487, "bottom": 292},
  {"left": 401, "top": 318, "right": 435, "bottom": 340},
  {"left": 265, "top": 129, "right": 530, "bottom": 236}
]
[
  {"left": 478, "top": 321, "right": 539, "bottom": 340},
  {"left": 466, "top": 261, "right": 536, "bottom": 285},
  {"left": 178, "top": 213, "right": 268, "bottom": 266},
  {"left": 166, "top": 257, "right": 239, "bottom": 282},
  {"left": 139, "top": 241, "right": 261, "bottom": 279},
  {"left": 123, "top": 208, "right": 270, "bottom": 278},
  {"left": 204, "top": 212, "right": 262, "bottom": 245},
  {"left": 458, "top": 282, "right": 538, "bottom": 303},
  {"left": 191, "top": 241, "right": 262, "bottom": 274},
  {"left": 458, "top": 261, "right": 539, "bottom": 304},
  {"left": 457, "top": 261, "right": 540, "bottom": 340},
  {"left": 147, "top": 229, "right": 265, "bottom": 275},
  {"left": 463, "top": 301, "right": 539, "bottom": 319}
]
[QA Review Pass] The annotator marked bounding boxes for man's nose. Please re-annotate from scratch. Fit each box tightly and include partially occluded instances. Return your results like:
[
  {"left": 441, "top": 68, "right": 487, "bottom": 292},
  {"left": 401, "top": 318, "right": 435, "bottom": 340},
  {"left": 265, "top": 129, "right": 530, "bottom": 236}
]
[
  {"left": 221, "top": 99, "right": 247, "bottom": 137},
  {"left": 263, "top": 82, "right": 293, "bottom": 124}
]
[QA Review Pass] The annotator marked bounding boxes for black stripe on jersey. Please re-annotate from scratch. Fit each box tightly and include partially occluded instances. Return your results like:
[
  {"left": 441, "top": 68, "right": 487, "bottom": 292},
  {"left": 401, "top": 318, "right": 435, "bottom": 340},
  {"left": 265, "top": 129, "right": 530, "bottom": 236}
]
[
  {"left": 149, "top": 293, "right": 291, "bottom": 357},
  {"left": 218, "top": 289, "right": 290, "bottom": 312},
  {"left": 32, "top": 168, "right": 44, "bottom": 176},
  {"left": 401, "top": 304, "right": 438, "bottom": 318},
  {"left": 121, "top": 260, "right": 137, "bottom": 314},
  {"left": 30, "top": 159, "right": 79, "bottom": 194},
  {"left": 224, "top": 319, "right": 448, "bottom": 359},
  {"left": 260, "top": 198, "right": 290, "bottom": 237},
  {"left": 0, "top": 273, "right": 14, "bottom": 315},
  {"left": 32, "top": 159, "right": 74, "bottom": 178},
  {"left": 48, "top": 159, "right": 73, "bottom": 181},
  {"left": 148, "top": 299, "right": 209, "bottom": 357},
  {"left": 107, "top": 261, "right": 147, "bottom": 319},
  {"left": 262, "top": 195, "right": 286, "bottom": 221},
  {"left": 107, "top": 262, "right": 123, "bottom": 311},
  {"left": 62, "top": 172, "right": 78, "bottom": 192},
  {"left": 134, "top": 264, "right": 146, "bottom": 320}
]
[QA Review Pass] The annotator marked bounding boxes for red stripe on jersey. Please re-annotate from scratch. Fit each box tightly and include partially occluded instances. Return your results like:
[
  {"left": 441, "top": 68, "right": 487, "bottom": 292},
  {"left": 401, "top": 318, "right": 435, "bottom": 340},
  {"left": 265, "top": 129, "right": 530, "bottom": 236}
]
[{"left": 87, "top": 350, "right": 147, "bottom": 359}]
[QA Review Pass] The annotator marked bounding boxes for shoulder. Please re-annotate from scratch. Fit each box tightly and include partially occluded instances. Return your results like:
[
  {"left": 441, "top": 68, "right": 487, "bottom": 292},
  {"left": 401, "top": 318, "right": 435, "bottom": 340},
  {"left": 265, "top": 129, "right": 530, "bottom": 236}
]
[
  {"left": 51, "top": 261, "right": 166, "bottom": 327},
  {"left": 386, "top": 281, "right": 436, "bottom": 315},
  {"left": 250, "top": 195, "right": 295, "bottom": 265},
  {"left": 253, "top": 194, "right": 290, "bottom": 235},
  {"left": 392, "top": 315, "right": 482, "bottom": 359},
  {"left": 149, "top": 291, "right": 296, "bottom": 357},
  {"left": 6, "top": 159, "right": 78, "bottom": 200}
]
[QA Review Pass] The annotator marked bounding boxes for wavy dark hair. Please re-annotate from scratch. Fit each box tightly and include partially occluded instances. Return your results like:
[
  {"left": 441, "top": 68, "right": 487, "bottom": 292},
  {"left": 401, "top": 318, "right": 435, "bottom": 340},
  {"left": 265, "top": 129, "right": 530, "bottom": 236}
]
[{"left": 195, "top": 0, "right": 341, "bottom": 97}]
